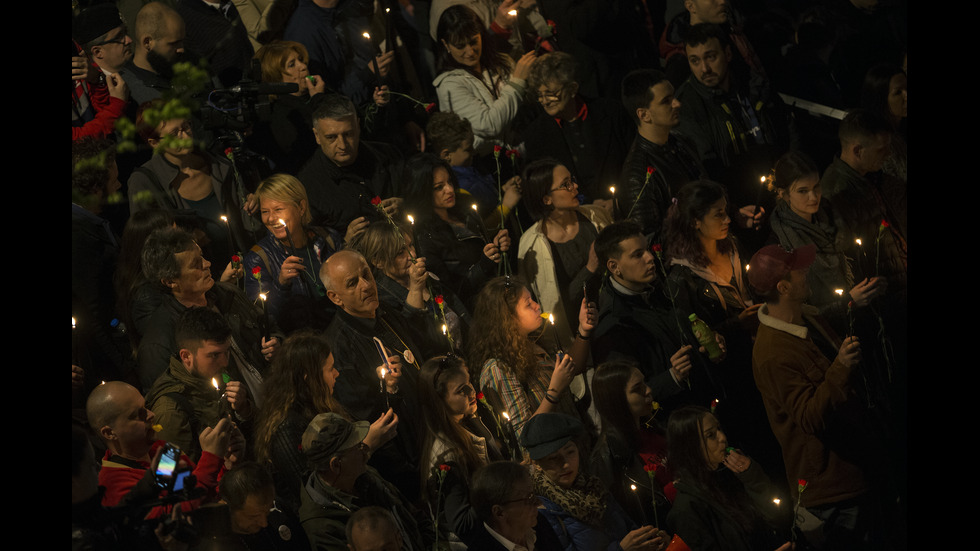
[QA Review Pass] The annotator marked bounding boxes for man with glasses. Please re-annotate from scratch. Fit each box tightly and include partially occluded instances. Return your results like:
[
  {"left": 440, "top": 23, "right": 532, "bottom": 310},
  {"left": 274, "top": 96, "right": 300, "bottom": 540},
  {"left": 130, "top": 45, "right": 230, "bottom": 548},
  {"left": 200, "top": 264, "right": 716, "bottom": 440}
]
[
  {"left": 522, "top": 52, "right": 634, "bottom": 211},
  {"left": 467, "top": 461, "right": 564, "bottom": 551},
  {"left": 72, "top": 4, "right": 131, "bottom": 140},
  {"left": 299, "top": 413, "right": 429, "bottom": 550}
]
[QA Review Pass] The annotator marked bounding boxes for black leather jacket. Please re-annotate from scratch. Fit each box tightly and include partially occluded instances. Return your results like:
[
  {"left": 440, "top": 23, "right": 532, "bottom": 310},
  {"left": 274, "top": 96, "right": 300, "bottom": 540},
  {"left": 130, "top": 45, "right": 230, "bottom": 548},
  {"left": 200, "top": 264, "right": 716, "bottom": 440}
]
[{"left": 619, "top": 133, "right": 705, "bottom": 239}]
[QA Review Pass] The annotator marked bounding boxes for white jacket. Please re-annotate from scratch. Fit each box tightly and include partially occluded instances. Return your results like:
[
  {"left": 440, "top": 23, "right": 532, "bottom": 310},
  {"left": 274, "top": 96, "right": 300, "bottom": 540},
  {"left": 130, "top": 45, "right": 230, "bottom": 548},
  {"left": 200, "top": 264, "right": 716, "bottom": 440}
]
[{"left": 433, "top": 65, "right": 526, "bottom": 155}]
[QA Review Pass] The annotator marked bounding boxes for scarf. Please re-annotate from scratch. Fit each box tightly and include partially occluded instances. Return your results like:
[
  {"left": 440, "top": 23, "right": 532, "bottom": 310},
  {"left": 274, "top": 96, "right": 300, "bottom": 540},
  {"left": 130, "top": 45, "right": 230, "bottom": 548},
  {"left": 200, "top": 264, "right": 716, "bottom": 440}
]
[{"left": 532, "top": 465, "right": 607, "bottom": 528}]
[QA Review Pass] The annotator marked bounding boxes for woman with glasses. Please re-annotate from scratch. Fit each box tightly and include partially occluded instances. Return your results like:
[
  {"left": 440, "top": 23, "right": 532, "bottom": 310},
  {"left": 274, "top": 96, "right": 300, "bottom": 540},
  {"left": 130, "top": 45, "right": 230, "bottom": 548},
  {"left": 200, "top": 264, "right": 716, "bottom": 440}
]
[
  {"left": 518, "top": 158, "right": 611, "bottom": 351},
  {"left": 128, "top": 99, "right": 250, "bottom": 279},
  {"left": 433, "top": 5, "right": 537, "bottom": 156},
  {"left": 522, "top": 52, "right": 634, "bottom": 206}
]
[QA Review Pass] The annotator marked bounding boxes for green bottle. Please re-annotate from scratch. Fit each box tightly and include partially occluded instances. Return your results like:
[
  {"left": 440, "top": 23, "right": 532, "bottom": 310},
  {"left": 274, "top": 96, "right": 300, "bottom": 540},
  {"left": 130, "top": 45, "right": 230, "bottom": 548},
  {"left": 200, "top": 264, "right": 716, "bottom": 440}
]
[{"left": 689, "top": 314, "right": 723, "bottom": 360}]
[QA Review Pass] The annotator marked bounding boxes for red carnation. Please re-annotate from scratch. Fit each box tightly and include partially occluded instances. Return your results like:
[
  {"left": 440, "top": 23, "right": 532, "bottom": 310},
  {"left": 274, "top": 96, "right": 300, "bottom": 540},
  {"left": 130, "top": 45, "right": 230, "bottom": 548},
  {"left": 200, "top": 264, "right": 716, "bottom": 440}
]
[
  {"left": 476, "top": 392, "right": 485, "bottom": 400},
  {"left": 646, "top": 166, "right": 654, "bottom": 175},
  {"left": 439, "top": 464, "right": 451, "bottom": 472},
  {"left": 252, "top": 266, "right": 261, "bottom": 275},
  {"left": 880, "top": 220, "right": 890, "bottom": 228},
  {"left": 494, "top": 145, "right": 503, "bottom": 155},
  {"left": 798, "top": 479, "right": 808, "bottom": 489},
  {"left": 425, "top": 102, "right": 436, "bottom": 114},
  {"left": 231, "top": 254, "right": 241, "bottom": 263},
  {"left": 371, "top": 196, "right": 382, "bottom": 206},
  {"left": 644, "top": 463, "right": 657, "bottom": 473},
  {"left": 651, "top": 244, "right": 663, "bottom": 253},
  {"left": 435, "top": 295, "right": 444, "bottom": 305},
  {"left": 224, "top": 147, "right": 234, "bottom": 157}
]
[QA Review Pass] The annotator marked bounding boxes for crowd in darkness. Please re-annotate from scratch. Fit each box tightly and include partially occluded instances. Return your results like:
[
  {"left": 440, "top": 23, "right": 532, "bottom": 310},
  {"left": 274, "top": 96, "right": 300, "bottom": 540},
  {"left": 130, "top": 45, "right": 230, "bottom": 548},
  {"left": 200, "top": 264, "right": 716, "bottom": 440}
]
[{"left": 72, "top": 0, "right": 906, "bottom": 550}]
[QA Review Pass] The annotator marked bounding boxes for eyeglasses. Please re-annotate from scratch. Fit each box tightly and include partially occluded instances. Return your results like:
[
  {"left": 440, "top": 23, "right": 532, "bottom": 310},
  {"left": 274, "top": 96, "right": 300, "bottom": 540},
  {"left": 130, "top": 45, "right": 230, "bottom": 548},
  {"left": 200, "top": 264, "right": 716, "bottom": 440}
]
[
  {"left": 537, "top": 87, "right": 566, "bottom": 103},
  {"left": 550, "top": 176, "right": 577, "bottom": 193},
  {"left": 96, "top": 28, "right": 130, "bottom": 46},
  {"left": 164, "top": 121, "right": 192, "bottom": 138},
  {"left": 500, "top": 492, "right": 539, "bottom": 506}
]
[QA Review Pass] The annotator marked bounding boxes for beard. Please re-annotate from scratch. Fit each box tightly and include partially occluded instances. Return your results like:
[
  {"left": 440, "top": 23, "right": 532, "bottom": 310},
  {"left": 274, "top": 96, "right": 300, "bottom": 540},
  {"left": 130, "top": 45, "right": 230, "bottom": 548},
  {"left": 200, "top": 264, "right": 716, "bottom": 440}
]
[{"left": 146, "top": 49, "right": 182, "bottom": 80}]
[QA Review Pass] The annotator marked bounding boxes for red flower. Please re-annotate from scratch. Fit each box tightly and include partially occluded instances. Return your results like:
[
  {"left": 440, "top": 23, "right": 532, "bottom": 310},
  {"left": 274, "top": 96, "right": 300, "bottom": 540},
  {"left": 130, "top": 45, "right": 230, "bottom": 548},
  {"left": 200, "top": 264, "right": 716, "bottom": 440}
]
[
  {"left": 880, "top": 220, "right": 890, "bottom": 228},
  {"left": 252, "top": 266, "right": 261, "bottom": 275},
  {"left": 798, "top": 479, "right": 808, "bottom": 490},
  {"left": 231, "top": 254, "right": 241, "bottom": 263},
  {"left": 425, "top": 102, "right": 436, "bottom": 114},
  {"left": 476, "top": 392, "right": 485, "bottom": 400},
  {"left": 371, "top": 196, "right": 382, "bottom": 206},
  {"left": 644, "top": 463, "right": 657, "bottom": 473},
  {"left": 646, "top": 166, "right": 654, "bottom": 175},
  {"left": 651, "top": 244, "right": 662, "bottom": 253},
  {"left": 224, "top": 147, "right": 234, "bottom": 157},
  {"left": 435, "top": 295, "right": 444, "bottom": 305},
  {"left": 439, "top": 464, "right": 451, "bottom": 472},
  {"left": 848, "top": 301, "right": 855, "bottom": 309},
  {"left": 507, "top": 149, "right": 519, "bottom": 159}
]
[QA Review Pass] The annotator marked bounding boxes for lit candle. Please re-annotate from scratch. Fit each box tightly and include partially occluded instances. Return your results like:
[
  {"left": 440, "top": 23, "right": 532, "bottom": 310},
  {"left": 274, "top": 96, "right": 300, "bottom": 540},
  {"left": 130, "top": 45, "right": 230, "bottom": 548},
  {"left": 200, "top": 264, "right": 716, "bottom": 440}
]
[
  {"left": 508, "top": 9, "right": 517, "bottom": 16},
  {"left": 212, "top": 377, "right": 230, "bottom": 416},
  {"left": 258, "top": 293, "right": 270, "bottom": 340},
  {"left": 549, "top": 313, "right": 564, "bottom": 358},
  {"left": 752, "top": 174, "right": 768, "bottom": 219},
  {"left": 278, "top": 218, "right": 297, "bottom": 254},
  {"left": 629, "top": 483, "right": 647, "bottom": 524},
  {"left": 773, "top": 498, "right": 781, "bottom": 505},
  {"left": 220, "top": 214, "right": 236, "bottom": 262},
  {"left": 710, "top": 398, "right": 719, "bottom": 413},
  {"left": 834, "top": 289, "right": 844, "bottom": 296},
  {"left": 363, "top": 32, "right": 381, "bottom": 77},
  {"left": 72, "top": 316, "right": 79, "bottom": 365},
  {"left": 379, "top": 366, "right": 390, "bottom": 409}
]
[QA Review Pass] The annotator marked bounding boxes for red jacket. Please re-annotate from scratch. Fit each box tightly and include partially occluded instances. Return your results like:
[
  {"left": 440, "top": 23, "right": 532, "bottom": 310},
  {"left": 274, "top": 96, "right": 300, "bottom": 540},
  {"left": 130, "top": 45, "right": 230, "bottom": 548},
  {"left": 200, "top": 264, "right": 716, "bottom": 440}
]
[{"left": 99, "top": 440, "right": 225, "bottom": 518}]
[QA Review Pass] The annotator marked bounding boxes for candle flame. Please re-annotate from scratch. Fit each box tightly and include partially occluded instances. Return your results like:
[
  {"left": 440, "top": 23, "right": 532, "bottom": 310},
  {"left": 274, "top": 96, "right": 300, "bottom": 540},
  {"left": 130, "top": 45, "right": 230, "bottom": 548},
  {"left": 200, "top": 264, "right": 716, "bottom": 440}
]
[
  {"left": 380, "top": 367, "right": 387, "bottom": 379},
  {"left": 501, "top": 411, "right": 511, "bottom": 421},
  {"left": 407, "top": 214, "right": 415, "bottom": 225},
  {"left": 855, "top": 238, "right": 863, "bottom": 246},
  {"left": 441, "top": 324, "right": 447, "bottom": 334},
  {"left": 630, "top": 484, "right": 637, "bottom": 491},
  {"left": 278, "top": 218, "right": 287, "bottom": 228},
  {"left": 548, "top": 314, "right": 555, "bottom": 325},
  {"left": 385, "top": 7, "right": 390, "bottom": 12},
  {"left": 211, "top": 377, "right": 219, "bottom": 391},
  {"left": 362, "top": 31, "right": 371, "bottom": 39},
  {"left": 834, "top": 289, "right": 844, "bottom": 296},
  {"left": 220, "top": 215, "right": 228, "bottom": 223},
  {"left": 259, "top": 293, "right": 267, "bottom": 301},
  {"left": 609, "top": 186, "right": 615, "bottom": 194},
  {"left": 508, "top": 9, "right": 517, "bottom": 16},
  {"left": 745, "top": 264, "right": 750, "bottom": 272},
  {"left": 760, "top": 175, "right": 767, "bottom": 184},
  {"left": 773, "top": 497, "right": 781, "bottom": 505},
  {"left": 471, "top": 203, "right": 478, "bottom": 211},
  {"left": 72, "top": 317, "right": 76, "bottom": 329}
]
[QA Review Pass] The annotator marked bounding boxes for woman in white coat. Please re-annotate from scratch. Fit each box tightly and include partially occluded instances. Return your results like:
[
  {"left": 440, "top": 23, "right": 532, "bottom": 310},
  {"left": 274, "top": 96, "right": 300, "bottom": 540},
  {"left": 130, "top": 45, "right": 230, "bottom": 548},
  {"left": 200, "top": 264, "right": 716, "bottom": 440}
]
[{"left": 433, "top": 5, "right": 536, "bottom": 156}]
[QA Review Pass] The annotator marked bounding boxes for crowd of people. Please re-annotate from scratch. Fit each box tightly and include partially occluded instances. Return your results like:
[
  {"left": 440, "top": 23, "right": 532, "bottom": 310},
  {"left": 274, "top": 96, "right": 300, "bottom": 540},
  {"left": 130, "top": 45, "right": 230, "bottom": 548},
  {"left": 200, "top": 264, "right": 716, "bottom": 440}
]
[{"left": 72, "top": 0, "right": 907, "bottom": 550}]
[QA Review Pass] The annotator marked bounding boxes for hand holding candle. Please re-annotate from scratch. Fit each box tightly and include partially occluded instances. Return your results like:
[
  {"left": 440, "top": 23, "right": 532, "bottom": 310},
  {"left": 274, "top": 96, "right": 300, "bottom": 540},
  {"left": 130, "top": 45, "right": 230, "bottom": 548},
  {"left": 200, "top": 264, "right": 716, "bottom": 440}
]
[{"left": 277, "top": 255, "right": 306, "bottom": 286}]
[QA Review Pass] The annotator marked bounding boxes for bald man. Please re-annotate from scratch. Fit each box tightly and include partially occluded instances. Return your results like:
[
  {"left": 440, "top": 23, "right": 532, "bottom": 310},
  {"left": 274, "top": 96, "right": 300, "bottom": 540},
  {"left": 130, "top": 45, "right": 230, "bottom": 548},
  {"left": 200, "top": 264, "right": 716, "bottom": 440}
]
[
  {"left": 124, "top": 1, "right": 186, "bottom": 103},
  {"left": 319, "top": 250, "right": 430, "bottom": 502},
  {"left": 86, "top": 381, "right": 233, "bottom": 515}
]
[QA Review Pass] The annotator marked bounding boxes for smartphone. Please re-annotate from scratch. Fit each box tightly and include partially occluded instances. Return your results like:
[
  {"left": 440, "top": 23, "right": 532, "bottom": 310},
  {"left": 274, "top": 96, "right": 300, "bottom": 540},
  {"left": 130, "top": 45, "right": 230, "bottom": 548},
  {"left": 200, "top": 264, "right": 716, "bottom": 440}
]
[{"left": 156, "top": 443, "right": 180, "bottom": 478}]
